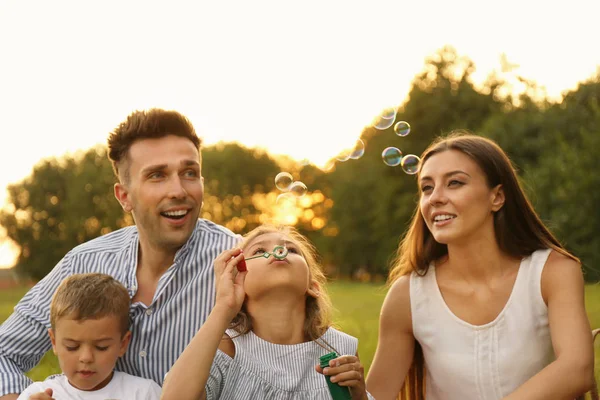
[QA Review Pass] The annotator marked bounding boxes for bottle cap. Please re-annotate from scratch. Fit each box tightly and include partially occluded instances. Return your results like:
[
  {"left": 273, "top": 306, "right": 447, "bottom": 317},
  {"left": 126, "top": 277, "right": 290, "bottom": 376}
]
[{"left": 319, "top": 352, "right": 338, "bottom": 368}]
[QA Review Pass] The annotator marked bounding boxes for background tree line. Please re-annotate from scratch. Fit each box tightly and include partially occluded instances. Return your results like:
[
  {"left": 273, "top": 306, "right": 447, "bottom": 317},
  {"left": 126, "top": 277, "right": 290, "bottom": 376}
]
[{"left": 2, "top": 46, "right": 599, "bottom": 282}]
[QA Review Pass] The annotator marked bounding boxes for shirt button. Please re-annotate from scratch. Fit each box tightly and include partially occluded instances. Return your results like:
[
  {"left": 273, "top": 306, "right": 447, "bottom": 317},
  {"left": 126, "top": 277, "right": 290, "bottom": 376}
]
[
  {"left": 145, "top": 308, "right": 153, "bottom": 316},
  {"left": 140, "top": 350, "right": 147, "bottom": 358}
]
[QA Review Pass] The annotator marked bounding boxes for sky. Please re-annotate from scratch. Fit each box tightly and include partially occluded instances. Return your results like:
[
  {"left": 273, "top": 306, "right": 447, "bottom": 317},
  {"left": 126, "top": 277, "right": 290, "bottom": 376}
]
[{"left": 1, "top": 0, "right": 599, "bottom": 268}]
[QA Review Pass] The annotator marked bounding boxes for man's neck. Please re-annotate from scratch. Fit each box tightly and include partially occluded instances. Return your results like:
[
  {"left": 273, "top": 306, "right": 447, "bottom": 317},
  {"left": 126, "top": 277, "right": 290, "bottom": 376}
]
[{"left": 137, "top": 238, "right": 178, "bottom": 278}]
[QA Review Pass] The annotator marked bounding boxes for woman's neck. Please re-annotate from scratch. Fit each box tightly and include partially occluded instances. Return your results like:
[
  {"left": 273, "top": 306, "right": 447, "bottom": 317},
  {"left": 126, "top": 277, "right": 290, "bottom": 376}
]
[
  {"left": 246, "top": 294, "right": 308, "bottom": 345},
  {"left": 444, "top": 231, "right": 518, "bottom": 284}
]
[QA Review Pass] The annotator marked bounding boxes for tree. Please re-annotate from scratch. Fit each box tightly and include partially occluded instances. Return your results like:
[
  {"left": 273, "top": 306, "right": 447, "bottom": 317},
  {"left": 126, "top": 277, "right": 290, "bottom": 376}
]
[{"left": 321, "top": 46, "right": 504, "bottom": 278}]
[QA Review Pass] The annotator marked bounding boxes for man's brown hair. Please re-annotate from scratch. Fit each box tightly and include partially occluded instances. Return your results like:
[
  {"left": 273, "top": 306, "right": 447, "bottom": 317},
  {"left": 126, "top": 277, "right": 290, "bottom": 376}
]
[
  {"left": 107, "top": 108, "right": 201, "bottom": 182},
  {"left": 50, "top": 273, "right": 131, "bottom": 336}
]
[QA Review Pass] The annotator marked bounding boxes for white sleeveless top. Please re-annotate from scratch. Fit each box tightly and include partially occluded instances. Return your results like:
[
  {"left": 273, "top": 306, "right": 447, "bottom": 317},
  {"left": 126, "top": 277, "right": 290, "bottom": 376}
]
[{"left": 410, "top": 249, "right": 555, "bottom": 400}]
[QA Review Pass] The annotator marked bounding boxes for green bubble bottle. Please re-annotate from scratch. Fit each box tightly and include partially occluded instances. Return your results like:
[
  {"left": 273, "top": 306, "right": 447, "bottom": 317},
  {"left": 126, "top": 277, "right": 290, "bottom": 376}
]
[{"left": 320, "top": 352, "right": 352, "bottom": 400}]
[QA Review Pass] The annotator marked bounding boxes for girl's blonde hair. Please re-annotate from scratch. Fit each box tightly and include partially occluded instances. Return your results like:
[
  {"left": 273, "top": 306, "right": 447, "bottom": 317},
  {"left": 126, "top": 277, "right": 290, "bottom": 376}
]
[{"left": 229, "top": 224, "right": 334, "bottom": 343}]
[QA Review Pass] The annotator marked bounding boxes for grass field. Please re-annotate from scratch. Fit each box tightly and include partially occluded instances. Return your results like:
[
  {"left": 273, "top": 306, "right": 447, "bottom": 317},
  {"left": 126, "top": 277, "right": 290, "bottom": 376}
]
[{"left": 1, "top": 281, "right": 598, "bottom": 385}]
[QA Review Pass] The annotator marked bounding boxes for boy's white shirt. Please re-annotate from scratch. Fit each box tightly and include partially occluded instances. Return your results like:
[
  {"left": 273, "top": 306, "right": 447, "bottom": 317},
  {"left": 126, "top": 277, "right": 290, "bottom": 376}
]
[{"left": 16, "top": 371, "right": 162, "bottom": 400}]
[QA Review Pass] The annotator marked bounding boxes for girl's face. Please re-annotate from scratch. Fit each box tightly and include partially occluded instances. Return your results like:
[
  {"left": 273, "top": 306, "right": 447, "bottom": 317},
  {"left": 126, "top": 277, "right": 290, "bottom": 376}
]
[
  {"left": 242, "top": 232, "right": 314, "bottom": 300},
  {"left": 418, "top": 150, "right": 504, "bottom": 246}
]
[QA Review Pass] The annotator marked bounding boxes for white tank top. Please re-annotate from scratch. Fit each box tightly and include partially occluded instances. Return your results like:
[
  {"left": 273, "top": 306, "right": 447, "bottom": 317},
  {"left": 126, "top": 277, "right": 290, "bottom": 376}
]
[{"left": 410, "top": 249, "right": 555, "bottom": 400}]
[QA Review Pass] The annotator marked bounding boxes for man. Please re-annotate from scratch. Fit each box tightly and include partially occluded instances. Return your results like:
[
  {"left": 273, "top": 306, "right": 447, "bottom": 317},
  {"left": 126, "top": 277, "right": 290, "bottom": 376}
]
[{"left": 0, "top": 109, "right": 240, "bottom": 399}]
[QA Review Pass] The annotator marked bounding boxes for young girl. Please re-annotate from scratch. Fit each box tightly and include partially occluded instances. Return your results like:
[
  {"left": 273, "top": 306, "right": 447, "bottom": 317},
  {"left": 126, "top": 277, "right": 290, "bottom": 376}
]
[
  {"left": 161, "top": 224, "right": 374, "bottom": 400},
  {"left": 366, "top": 132, "right": 595, "bottom": 400}
]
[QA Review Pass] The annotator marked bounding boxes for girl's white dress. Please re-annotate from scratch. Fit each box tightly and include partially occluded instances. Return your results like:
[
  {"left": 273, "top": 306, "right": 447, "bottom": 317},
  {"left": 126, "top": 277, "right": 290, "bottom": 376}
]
[{"left": 206, "top": 327, "right": 375, "bottom": 399}]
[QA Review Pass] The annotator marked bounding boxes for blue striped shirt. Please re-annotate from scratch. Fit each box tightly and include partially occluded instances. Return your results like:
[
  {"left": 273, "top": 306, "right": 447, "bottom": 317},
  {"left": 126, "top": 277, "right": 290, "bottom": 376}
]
[{"left": 0, "top": 219, "right": 241, "bottom": 396}]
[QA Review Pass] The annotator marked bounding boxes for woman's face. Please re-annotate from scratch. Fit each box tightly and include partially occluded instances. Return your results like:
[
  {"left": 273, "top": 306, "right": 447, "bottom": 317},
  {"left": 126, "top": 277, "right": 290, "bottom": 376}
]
[{"left": 418, "top": 150, "right": 504, "bottom": 246}]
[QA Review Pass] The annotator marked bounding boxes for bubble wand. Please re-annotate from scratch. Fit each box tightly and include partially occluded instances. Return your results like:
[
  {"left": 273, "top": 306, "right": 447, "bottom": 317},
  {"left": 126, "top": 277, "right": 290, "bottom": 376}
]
[{"left": 236, "top": 245, "right": 288, "bottom": 272}]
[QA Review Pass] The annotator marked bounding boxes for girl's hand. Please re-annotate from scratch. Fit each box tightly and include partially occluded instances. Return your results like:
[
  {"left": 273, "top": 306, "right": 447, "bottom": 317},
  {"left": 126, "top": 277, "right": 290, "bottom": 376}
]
[
  {"left": 213, "top": 248, "right": 247, "bottom": 321},
  {"left": 28, "top": 388, "right": 54, "bottom": 400},
  {"left": 315, "top": 354, "right": 368, "bottom": 400}
]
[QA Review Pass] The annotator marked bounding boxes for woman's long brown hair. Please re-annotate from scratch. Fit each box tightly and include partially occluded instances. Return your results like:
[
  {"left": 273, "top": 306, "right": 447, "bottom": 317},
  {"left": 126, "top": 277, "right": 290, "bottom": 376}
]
[{"left": 389, "top": 131, "right": 579, "bottom": 399}]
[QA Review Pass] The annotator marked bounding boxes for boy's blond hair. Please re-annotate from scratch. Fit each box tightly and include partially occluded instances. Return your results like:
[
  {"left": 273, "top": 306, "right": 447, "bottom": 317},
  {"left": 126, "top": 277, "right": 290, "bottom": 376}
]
[{"left": 50, "top": 273, "right": 131, "bottom": 336}]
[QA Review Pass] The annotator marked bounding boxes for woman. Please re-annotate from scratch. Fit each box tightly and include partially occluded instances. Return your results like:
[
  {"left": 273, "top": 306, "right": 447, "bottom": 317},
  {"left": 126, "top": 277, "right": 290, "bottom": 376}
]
[{"left": 366, "top": 131, "right": 594, "bottom": 400}]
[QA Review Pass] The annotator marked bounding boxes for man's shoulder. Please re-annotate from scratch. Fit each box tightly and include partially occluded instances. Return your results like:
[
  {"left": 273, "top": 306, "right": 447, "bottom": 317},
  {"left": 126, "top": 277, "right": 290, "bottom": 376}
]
[{"left": 70, "top": 226, "right": 138, "bottom": 256}]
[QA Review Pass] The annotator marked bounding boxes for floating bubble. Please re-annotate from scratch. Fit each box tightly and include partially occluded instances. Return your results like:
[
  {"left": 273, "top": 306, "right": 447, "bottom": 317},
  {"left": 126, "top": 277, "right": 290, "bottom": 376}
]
[
  {"left": 372, "top": 107, "right": 397, "bottom": 130},
  {"left": 401, "top": 154, "right": 420, "bottom": 175},
  {"left": 380, "top": 107, "right": 396, "bottom": 119},
  {"left": 394, "top": 121, "right": 411, "bottom": 137},
  {"left": 382, "top": 147, "right": 403, "bottom": 167},
  {"left": 336, "top": 149, "right": 352, "bottom": 162},
  {"left": 274, "top": 172, "right": 293, "bottom": 191},
  {"left": 289, "top": 181, "right": 308, "bottom": 197},
  {"left": 349, "top": 139, "right": 365, "bottom": 159},
  {"left": 276, "top": 192, "right": 297, "bottom": 207},
  {"left": 322, "top": 160, "right": 336, "bottom": 172}
]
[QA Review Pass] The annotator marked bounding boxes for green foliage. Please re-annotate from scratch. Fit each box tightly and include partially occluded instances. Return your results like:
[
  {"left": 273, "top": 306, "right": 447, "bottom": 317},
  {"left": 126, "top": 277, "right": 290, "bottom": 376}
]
[
  {"left": 0, "top": 143, "right": 287, "bottom": 279},
  {"left": 0, "top": 147, "right": 125, "bottom": 280},
  {"left": 482, "top": 74, "right": 600, "bottom": 281},
  {"left": 322, "top": 46, "right": 505, "bottom": 278},
  {"left": 1, "top": 48, "right": 599, "bottom": 282}
]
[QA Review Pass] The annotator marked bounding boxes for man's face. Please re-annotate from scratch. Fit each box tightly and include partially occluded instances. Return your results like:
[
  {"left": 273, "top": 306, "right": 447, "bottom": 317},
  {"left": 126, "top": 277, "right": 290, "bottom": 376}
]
[
  {"left": 115, "top": 135, "right": 204, "bottom": 252},
  {"left": 49, "top": 316, "right": 130, "bottom": 391}
]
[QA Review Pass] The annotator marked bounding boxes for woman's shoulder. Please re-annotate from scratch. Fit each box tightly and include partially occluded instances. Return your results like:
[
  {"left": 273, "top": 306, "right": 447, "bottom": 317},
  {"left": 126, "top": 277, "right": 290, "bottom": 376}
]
[
  {"left": 540, "top": 249, "right": 583, "bottom": 303},
  {"left": 387, "top": 274, "right": 411, "bottom": 306},
  {"left": 380, "top": 275, "right": 413, "bottom": 334}
]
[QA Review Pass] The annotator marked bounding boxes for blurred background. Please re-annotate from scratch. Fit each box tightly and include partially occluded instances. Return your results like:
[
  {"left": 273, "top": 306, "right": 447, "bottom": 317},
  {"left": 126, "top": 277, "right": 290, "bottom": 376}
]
[{"left": 0, "top": 0, "right": 599, "bottom": 381}]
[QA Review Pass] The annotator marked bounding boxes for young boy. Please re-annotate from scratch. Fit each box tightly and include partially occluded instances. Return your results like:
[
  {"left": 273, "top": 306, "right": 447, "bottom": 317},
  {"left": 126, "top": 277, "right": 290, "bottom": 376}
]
[{"left": 17, "top": 273, "right": 162, "bottom": 400}]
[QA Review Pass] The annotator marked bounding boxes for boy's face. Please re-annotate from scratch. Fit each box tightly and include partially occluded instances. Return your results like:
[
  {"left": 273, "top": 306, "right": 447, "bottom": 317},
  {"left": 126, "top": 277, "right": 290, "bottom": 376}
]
[{"left": 49, "top": 315, "right": 131, "bottom": 391}]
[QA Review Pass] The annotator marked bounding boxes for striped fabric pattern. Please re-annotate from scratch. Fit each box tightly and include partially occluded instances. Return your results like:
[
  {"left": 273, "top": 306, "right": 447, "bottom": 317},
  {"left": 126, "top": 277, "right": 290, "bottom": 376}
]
[
  {"left": 0, "top": 219, "right": 240, "bottom": 396},
  {"left": 206, "top": 327, "right": 375, "bottom": 399}
]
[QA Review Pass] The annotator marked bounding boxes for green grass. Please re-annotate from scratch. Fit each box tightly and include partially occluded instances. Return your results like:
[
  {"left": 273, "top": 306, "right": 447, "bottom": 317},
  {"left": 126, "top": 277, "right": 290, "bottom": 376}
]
[{"left": 1, "top": 282, "right": 598, "bottom": 383}]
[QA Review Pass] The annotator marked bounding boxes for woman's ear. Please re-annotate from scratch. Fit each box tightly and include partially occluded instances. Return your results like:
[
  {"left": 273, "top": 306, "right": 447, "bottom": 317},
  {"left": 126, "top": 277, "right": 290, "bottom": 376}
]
[
  {"left": 307, "top": 280, "right": 321, "bottom": 299},
  {"left": 491, "top": 184, "right": 505, "bottom": 212}
]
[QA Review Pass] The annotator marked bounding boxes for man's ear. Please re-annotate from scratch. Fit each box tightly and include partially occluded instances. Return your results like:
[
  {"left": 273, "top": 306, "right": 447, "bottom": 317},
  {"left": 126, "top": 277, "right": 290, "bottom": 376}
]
[
  {"left": 491, "top": 184, "right": 505, "bottom": 212},
  {"left": 48, "top": 328, "right": 57, "bottom": 355},
  {"left": 119, "top": 331, "right": 132, "bottom": 357},
  {"left": 307, "top": 280, "right": 321, "bottom": 299},
  {"left": 114, "top": 183, "right": 132, "bottom": 212}
]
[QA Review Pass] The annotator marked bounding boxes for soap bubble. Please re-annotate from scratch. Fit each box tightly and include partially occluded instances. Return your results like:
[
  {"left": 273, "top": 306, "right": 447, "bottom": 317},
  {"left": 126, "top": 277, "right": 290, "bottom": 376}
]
[
  {"left": 349, "top": 139, "right": 365, "bottom": 159},
  {"left": 289, "top": 181, "right": 308, "bottom": 197},
  {"left": 401, "top": 154, "right": 420, "bottom": 175},
  {"left": 372, "top": 107, "right": 397, "bottom": 130},
  {"left": 394, "top": 121, "right": 411, "bottom": 137},
  {"left": 382, "top": 147, "right": 403, "bottom": 167},
  {"left": 276, "top": 192, "right": 297, "bottom": 207},
  {"left": 274, "top": 172, "right": 293, "bottom": 191}
]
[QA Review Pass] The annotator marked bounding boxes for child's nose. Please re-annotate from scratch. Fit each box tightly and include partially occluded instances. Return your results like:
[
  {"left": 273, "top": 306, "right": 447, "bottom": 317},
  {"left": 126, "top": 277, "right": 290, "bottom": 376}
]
[{"left": 79, "top": 347, "right": 94, "bottom": 363}]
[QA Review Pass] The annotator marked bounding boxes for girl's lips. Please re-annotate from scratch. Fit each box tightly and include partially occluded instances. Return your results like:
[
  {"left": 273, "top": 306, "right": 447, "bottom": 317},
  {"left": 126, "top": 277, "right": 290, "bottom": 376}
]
[{"left": 78, "top": 371, "right": 95, "bottom": 377}]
